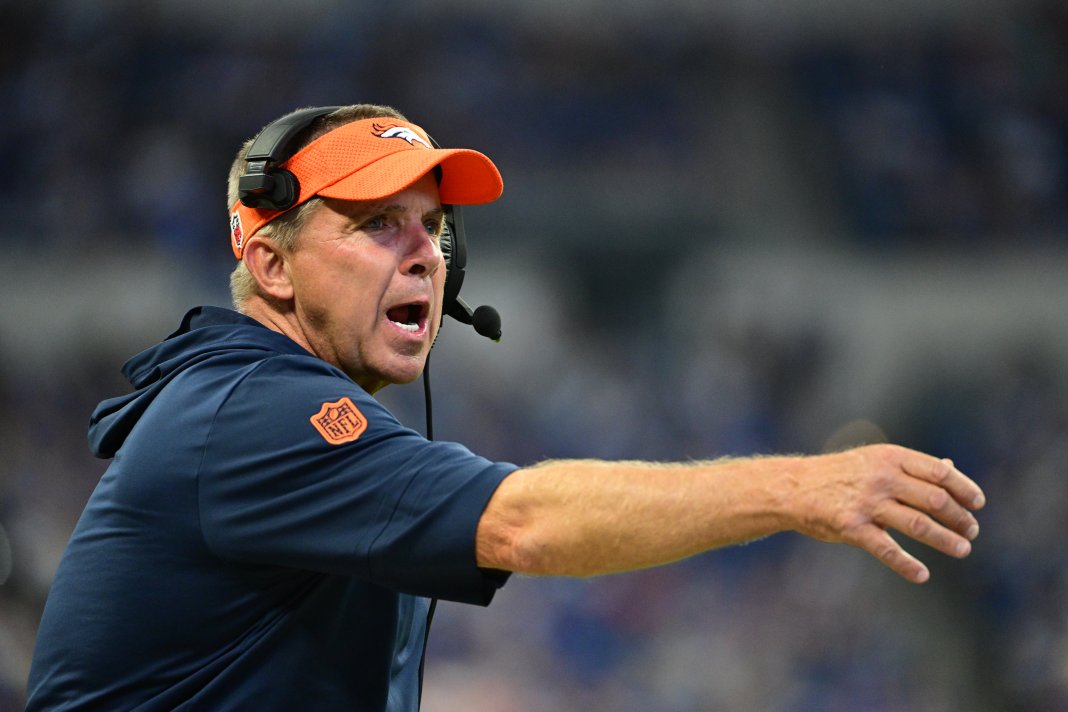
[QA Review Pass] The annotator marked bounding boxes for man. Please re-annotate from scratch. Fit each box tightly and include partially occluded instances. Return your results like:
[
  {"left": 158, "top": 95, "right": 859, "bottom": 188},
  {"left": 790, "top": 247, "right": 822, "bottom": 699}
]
[{"left": 26, "top": 104, "right": 985, "bottom": 710}]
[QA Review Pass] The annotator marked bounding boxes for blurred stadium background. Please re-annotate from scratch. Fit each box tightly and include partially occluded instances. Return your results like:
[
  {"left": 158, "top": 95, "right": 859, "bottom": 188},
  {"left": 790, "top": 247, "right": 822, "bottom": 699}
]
[{"left": 2, "top": 0, "right": 1067, "bottom": 709}]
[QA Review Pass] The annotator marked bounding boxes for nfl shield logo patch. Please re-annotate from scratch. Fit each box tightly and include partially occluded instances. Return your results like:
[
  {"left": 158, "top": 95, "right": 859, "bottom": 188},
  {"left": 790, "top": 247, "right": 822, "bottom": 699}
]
[{"left": 310, "top": 397, "right": 368, "bottom": 445}]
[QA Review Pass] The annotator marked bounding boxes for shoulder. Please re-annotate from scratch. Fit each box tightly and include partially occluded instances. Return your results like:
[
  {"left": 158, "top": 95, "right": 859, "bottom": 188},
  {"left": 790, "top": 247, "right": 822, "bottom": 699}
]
[{"left": 213, "top": 352, "right": 402, "bottom": 447}]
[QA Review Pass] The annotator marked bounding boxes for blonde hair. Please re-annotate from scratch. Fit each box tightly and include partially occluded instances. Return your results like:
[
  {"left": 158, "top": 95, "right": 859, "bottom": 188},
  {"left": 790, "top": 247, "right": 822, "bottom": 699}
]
[{"left": 227, "top": 104, "right": 409, "bottom": 309}]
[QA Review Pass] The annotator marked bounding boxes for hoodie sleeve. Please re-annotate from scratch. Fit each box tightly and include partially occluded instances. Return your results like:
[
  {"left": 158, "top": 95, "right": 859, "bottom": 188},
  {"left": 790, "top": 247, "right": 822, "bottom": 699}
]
[{"left": 196, "top": 354, "right": 516, "bottom": 605}]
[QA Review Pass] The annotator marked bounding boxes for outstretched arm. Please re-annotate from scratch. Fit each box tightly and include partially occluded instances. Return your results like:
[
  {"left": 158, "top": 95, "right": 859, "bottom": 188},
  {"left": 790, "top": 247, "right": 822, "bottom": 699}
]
[{"left": 475, "top": 444, "right": 985, "bottom": 584}]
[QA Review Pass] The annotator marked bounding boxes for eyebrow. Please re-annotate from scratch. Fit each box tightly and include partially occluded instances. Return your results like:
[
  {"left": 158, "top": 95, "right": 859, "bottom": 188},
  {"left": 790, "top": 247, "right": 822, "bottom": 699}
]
[{"left": 340, "top": 202, "right": 445, "bottom": 224}]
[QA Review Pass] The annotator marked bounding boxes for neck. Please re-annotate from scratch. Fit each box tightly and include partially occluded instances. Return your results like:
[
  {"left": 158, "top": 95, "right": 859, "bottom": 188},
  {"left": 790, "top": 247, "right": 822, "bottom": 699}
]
[
  {"left": 238, "top": 297, "right": 389, "bottom": 394},
  {"left": 241, "top": 297, "right": 311, "bottom": 352}
]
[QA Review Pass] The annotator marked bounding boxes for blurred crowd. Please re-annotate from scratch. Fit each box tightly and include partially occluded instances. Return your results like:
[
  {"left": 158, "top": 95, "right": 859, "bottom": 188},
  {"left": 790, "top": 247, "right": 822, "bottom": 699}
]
[{"left": 2, "top": 0, "right": 1067, "bottom": 710}]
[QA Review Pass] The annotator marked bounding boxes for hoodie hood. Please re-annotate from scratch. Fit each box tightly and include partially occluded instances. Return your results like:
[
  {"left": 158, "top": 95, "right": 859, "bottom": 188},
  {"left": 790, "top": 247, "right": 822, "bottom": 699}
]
[{"left": 88, "top": 306, "right": 310, "bottom": 459}]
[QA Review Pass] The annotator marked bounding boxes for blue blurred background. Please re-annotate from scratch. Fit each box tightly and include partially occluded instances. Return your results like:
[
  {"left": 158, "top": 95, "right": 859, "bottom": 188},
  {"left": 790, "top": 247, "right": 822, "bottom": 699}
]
[{"left": 2, "top": 0, "right": 1067, "bottom": 709}]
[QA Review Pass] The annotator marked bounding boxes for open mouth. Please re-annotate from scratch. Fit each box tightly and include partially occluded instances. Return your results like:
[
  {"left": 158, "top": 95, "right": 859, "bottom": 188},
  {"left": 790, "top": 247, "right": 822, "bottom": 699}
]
[{"left": 386, "top": 302, "right": 429, "bottom": 333}]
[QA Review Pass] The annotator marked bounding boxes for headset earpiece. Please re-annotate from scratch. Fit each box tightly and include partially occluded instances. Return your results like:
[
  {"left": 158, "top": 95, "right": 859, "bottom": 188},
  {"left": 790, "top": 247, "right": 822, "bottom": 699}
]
[
  {"left": 426, "top": 134, "right": 469, "bottom": 325},
  {"left": 439, "top": 205, "right": 467, "bottom": 321},
  {"left": 237, "top": 106, "right": 342, "bottom": 210},
  {"left": 238, "top": 164, "right": 300, "bottom": 210}
]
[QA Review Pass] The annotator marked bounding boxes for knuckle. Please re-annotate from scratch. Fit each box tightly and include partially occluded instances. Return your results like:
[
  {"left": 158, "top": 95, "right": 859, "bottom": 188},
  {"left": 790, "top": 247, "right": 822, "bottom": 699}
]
[
  {"left": 909, "top": 514, "right": 930, "bottom": 537},
  {"left": 877, "top": 543, "right": 898, "bottom": 564},
  {"left": 931, "top": 460, "right": 950, "bottom": 482},
  {"left": 928, "top": 488, "right": 949, "bottom": 511},
  {"left": 860, "top": 466, "right": 894, "bottom": 498},
  {"left": 833, "top": 512, "right": 861, "bottom": 541}
]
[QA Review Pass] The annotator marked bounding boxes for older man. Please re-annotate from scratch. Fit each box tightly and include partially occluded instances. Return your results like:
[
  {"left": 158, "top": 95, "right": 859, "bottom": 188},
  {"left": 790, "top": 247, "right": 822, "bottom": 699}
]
[{"left": 27, "top": 104, "right": 984, "bottom": 711}]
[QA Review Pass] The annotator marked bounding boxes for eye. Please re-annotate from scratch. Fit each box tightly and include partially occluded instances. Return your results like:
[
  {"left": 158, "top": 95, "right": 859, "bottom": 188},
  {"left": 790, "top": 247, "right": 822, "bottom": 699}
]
[
  {"left": 363, "top": 215, "right": 387, "bottom": 231},
  {"left": 424, "top": 216, "right": 445, "bottom": 240}
]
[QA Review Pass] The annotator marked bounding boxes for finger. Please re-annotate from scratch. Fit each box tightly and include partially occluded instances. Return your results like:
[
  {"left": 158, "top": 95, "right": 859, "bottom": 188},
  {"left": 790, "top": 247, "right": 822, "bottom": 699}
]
[
  {"left": 873, "top": 500, "right": 973, "bottom": 560},
  {"left": 902, "top": 454, "right": 986, "bottom": 511},
  {"left": 851, "top": 524, "right": 930, "bottom": 584},
  {"left": 889, "top": 475, "right": 981, "bottom": 541}
]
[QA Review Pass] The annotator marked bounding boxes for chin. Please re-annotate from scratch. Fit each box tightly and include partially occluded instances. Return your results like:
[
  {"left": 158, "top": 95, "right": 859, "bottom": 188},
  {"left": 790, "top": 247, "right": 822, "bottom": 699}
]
[{"left": 356, "top": 359, "right": 428, "bottom": 394}]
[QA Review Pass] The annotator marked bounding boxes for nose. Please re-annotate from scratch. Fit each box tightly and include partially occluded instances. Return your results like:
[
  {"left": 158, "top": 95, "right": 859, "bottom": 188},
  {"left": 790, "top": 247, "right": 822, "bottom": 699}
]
[{"left": 400, "top": 223, "right": 444, "bottom": 278}]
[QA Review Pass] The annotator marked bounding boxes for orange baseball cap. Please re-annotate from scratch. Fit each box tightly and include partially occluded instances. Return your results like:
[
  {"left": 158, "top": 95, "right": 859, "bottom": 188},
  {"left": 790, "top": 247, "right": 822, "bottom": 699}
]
[{"left": 228, "top": 118, "right": 504, "bottom": 259}]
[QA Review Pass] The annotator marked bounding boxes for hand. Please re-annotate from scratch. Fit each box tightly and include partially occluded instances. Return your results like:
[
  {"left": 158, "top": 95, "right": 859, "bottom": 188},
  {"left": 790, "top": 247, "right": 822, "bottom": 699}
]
[{"left": 789, "top": 444, "right": 986, "bottom": 583}]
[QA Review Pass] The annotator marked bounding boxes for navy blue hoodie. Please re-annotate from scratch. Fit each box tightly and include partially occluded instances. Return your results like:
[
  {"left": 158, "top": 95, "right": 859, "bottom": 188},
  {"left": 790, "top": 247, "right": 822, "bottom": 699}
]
[{"left": 27, "top": 306, "right": 515, "bottom": 711}]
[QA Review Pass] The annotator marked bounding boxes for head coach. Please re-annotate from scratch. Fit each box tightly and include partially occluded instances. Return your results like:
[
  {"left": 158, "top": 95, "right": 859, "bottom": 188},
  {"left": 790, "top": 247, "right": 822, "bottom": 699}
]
[{"left": 26, "top": 104, "right": 986, "bottom": 711}]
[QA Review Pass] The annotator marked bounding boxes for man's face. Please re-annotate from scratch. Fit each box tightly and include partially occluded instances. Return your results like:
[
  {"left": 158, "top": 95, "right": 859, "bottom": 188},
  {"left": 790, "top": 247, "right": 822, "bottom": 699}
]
[{"left": 285, "top": 173, "right": 446, "bottom": 393}]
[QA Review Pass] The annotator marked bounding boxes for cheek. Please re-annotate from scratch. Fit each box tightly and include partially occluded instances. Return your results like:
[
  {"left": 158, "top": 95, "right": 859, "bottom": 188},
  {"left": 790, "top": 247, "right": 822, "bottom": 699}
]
[{"left": 296, "top": 263, "right": 379, "bottom": 330}]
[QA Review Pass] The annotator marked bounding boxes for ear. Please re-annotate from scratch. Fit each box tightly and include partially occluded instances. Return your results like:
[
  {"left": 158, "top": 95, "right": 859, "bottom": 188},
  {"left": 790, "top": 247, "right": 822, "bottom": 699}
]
[{"left": 243, "top": 236, "right": 294, "bottom": 301}]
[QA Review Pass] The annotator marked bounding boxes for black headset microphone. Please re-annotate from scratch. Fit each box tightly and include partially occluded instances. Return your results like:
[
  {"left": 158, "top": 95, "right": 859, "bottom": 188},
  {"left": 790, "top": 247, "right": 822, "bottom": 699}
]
[
  {"left": 470, "top": 304, "right": 502, "bottom": 340},
  {"left": 447, "top": 296, "right": 501, "bottom": 341}
]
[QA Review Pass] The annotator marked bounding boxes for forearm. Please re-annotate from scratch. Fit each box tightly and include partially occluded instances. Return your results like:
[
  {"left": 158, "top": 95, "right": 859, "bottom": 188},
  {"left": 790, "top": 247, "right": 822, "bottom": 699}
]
[
  {"left": 475, "top": 456, "right": 800, "bottom": 577},
  {"left": 475, "top": 445, "right": 985, "bottom": 583}
]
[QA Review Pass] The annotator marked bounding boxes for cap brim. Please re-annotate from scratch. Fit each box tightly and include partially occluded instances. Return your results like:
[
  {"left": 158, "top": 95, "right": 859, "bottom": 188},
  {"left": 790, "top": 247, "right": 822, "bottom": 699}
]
[{"left": 316, "top": 148, "right": 503, "bottom": 206}]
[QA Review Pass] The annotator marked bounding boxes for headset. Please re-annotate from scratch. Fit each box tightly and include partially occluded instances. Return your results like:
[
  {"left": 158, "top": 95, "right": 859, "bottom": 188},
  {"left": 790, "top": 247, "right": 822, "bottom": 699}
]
[{"left": 237, "top": 105, "right": 501, "bottom": 342}]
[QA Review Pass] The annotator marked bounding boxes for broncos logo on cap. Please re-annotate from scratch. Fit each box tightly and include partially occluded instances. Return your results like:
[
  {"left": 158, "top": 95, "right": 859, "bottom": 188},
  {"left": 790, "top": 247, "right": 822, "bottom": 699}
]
[{"left": 372, "top": 123, "right": 431, "bottom": 149}]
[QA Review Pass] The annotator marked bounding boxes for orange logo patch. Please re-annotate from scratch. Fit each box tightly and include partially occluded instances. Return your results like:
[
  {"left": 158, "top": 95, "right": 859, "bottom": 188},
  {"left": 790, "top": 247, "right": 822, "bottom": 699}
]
[{"left": 310, "top": 397, "right": 368, "bottom": 445}]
